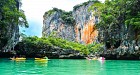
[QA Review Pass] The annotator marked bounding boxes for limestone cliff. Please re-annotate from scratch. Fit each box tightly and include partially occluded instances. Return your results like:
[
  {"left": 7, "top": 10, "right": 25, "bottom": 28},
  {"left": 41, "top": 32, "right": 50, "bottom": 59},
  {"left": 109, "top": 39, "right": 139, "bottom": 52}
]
[
  {"left": 98, "top": 22, "right": 140, "bottom": 59},
  {"left": 42, "top": 8, "right": 75, "bottom": 41},
  {"left": 0, "top": 0, "right": 20, "bottom": 52},
  {"left": 42, "top": 1, "right": 140, "bottom": 59},
  {"left": 73, "top": 1, "right": 98, "bottom": 44},
  {"left": 42, "top": 1, "right": 98, "bottom": 44},
  {"left": 1, "top": 23, "right": 19, "bottom": 52}
]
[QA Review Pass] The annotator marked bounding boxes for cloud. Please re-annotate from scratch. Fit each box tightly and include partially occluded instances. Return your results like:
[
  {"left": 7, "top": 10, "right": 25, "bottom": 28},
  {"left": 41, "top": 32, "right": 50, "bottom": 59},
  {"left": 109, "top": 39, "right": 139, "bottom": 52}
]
[{"left": 22, "top": 0, "right": 90, "bottom": 21}]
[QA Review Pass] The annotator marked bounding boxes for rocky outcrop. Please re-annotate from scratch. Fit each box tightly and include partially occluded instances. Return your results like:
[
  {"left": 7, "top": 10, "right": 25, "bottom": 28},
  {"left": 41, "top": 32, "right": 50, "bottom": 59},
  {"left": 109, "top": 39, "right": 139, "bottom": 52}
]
[
  {"left": 45, "top": 46, "right": 84, "bottom": 59},
  {"left": 15, "top": 43, "right": 84, "bottom": 59},
  {"left": 42, "top": 1, "right": 140, "bottom": 59},
  {"left": 0, "top": 0, "right": 20, "bottom": 52},
  {"left": 73, "top": 1, "right": 98, "bottom": 44},
  {"left": 42, "top": 1, "right": 98, "bottom": 44},
  {"left": 1, "top": 24, "right": 19, "bottom": 52},
  {"left": 98, "top": 24, "right": 140, "bottom": 59},
  {"left": 96, "top": 10, "right": 140, "bottom": 59},
  {"left": 42, "top": 8, "right": 75, "bottom": 41}
]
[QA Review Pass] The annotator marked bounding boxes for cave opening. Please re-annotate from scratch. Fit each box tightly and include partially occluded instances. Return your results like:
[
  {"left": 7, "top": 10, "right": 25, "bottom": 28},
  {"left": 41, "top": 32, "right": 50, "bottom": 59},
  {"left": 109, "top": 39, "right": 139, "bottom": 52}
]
[
  {"left": 106, "top": 42, "right": 111, "bottom": 49},
  {"left": 106, "top": 40, "right": 121, "bottom": 49},
  {"left": 78, "top": 28, "right": 81, "bottom": 40},
  {"left": 114, "top": 40, "right": 121, "bottom": 48}
]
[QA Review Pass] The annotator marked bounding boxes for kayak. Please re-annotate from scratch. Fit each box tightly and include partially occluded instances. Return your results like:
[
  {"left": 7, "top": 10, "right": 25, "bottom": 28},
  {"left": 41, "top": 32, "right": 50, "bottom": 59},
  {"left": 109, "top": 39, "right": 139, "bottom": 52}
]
[
  {"left": 86, "top": 57, "right": 98, "bottom": 60},
  {"left": 92, "top": 58, "right": 97, "bottom": 60},
  {"left": 35, "top": 58, "right": 42, "bottom": 60},
  {"left": 35, "top": 58, "right": 49, "bottom": 62},
  {"left": 10, "top": 57, "right": 26, "bottom": 60},
  {"left": 97, "top": 57, "right": 105, "bottom": 61}
]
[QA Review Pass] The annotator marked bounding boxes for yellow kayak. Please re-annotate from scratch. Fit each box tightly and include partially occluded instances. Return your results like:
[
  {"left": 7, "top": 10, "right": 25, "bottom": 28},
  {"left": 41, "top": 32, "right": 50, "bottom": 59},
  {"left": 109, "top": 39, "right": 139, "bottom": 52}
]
[
  {"left": 35, "top": 58, "right": 42, "bottom": 60},
  {"left": 10, "top": 57, "right": 26, "bottom": 60},
  {"left": 35, "top": 57, "right": 49, "bottom": 62},
  {"left": 92, "top": 58, "right": 97, "bottom": 60}
]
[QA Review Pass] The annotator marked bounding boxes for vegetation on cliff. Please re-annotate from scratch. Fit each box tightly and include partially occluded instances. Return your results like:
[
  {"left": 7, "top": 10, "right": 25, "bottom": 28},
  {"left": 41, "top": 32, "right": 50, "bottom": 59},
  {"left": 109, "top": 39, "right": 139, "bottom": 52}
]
[
  {"left": 15, "top": 36, "right": 87, "bottom": 55},
  {"left": 14, "top": 35, "right": 103, "bottom": 57},
  {"left": 0, "top": 0, "right": 28, "bottom": 51},
  {"left": 44, "top": 8, "right": 62, "bottom": 17},
  {"left": 44, "top": 8, "right": 75, "bottom": 24},
  {"left": 90, "top": 0, "right": 140, "bottom": 46},
  {"left": 73, "top": 0, "right": 98, "bottom": 11},
  {"left": 88, "top": 0, "right": 140, "bottom": 59},
  {"left": 0, "top": 0, "right": 28, "bottom": 28}
]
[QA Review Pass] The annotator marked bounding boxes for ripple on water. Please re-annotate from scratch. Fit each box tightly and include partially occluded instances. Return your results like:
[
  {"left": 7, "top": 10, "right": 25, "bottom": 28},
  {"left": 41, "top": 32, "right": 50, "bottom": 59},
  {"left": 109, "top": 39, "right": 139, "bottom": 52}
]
[{"left": 0, "top": 59, "right": 140, "bottom": 75}]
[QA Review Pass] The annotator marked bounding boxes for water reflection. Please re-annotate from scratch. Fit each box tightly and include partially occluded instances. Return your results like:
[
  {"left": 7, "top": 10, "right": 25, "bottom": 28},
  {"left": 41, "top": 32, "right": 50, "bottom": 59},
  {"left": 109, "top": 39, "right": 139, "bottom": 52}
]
[
  {"left": 34, "top": 60, "right": 48, "bottom": 67},
  {"left": 10, "top": 60, "right": 26, "bottom": 62},
  {"left": 98, "top": 60, "right": 105, "bottom": 64}
]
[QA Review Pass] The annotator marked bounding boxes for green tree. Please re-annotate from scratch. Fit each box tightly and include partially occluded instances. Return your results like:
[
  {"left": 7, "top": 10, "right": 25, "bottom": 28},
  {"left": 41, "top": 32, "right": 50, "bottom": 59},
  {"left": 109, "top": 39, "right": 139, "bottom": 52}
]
[
  {"left": 0, "top": 0, "right": 28, "bottom": 28},
  {"left": 0, "top": 0, "right": 28, "bottom": 51}
]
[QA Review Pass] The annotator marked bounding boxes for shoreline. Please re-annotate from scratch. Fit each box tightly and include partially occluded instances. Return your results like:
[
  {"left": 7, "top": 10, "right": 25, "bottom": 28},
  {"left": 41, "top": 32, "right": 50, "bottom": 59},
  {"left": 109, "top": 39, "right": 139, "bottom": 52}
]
[{"left": 0, "top": 57, "right": 140, "bottom": 60}]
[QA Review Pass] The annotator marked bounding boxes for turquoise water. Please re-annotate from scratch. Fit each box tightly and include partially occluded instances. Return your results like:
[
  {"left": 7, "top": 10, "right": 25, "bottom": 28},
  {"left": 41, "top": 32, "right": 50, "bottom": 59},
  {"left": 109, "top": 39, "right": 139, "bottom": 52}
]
[{"left": 0, "top": 59, "right": 140, "bottom": 75}]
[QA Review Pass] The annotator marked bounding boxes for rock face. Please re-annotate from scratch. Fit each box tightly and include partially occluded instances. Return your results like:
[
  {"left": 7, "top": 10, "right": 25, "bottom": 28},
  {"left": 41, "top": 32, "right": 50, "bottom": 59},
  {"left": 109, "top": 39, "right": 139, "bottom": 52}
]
[
  {"left": 96, "top": 11, "right": 140, "bottom": 59},
  {"left": 43, "top": 46, "right": 84, "bottom": 59},
  {"left": 0, "top": 0, "right": 19, "bottom": 52},
  {"left": 98, "top": 24, "right": 140, "bottom": 59},
  {"left": 42, "top": 1, "right": 98, "bottom": 44},
  {"left": 42, "top": 1, "right": 140, "bottom": 59},
  {"left": 2, "top": 24, "right": 19, "bottom": 52},
  {"left": 15, "top": 43, "right": 84, "bottom": 59},
  {"left": 42, "top": 8, "right": 76, "bottom": 41},
  {"left": 73, "top": 2, "right": 98, "bottom": 44}
]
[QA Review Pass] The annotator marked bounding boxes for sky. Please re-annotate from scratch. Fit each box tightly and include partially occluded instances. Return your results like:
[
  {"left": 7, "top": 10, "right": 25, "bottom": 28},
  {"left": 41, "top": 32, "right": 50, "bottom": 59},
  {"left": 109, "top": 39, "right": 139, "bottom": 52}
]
[{"left": 21, "top": 0, "right": 104, "bottom": 37}]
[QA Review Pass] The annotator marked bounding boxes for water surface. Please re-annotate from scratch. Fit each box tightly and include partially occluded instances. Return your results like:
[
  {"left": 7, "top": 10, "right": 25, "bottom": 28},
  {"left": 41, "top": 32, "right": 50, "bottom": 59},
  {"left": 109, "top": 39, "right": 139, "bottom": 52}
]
[{"left": 0, "top": 59, "right": 140, "bottom": 75}]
